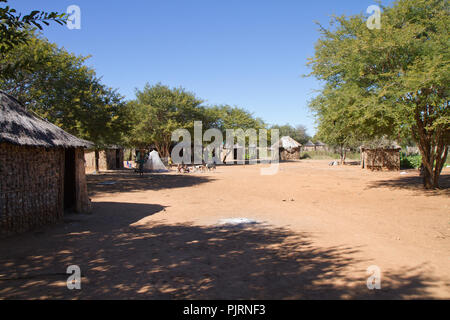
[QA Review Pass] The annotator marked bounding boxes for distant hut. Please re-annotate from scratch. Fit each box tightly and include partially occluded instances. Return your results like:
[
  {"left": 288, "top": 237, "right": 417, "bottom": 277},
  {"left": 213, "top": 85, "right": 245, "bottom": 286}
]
[
  {"left": 303, "top": 140, "right": 316, "bottom": 151},
  {"left": 272, "top": 136, "right": 302, "bottom": 161},
  {"left": 360, "top": 140, "right": 401, "bottom": 171},
  {"left": 314, "top": 141, "right": 327, "bottom": 151},
  {"left": 85, "top": 146, "right": 124, "bottom": 173},
  {"left": 0, "top": 91, "right": 92, "bottom": 236}
]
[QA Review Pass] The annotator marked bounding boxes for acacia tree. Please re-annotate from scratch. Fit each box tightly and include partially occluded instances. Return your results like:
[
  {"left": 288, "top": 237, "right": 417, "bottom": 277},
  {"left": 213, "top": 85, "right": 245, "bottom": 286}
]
[
  {"left": 309, "top": 83, "right": 365, "bottom": 164},
  {"left": 308, "top": 0, "right": 449, "bottom": 188},
  {"left": 270, "top": 124, "right": 310, "bottom": 145},
  {"left": 0, "top": 33, "right": 131, "bottom": 171},
  {"left": 206, "top": 105, "right": 265, "bottom": 134},
  {"left": 127, "top": 88, "right": 267, "bottom": 158},
  {"left": 0, "top": 0, "right": 66, "bottom": 78},
  {"left": 204, "top": 105, "right": 267, "bottom": 160},
  {"left": 127, "top": 83, "right": 206, "bottom": 157}
]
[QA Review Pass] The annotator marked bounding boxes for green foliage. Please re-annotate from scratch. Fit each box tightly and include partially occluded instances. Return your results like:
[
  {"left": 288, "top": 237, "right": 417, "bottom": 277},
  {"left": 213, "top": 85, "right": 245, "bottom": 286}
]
[
  {"left": 0, "top": 32, "right": 130, "bottom": 148},
  {"left": 300, "top": 150, "right": 360, "bottom": 160},
  {"left": 126, "top": 83, "right": 207, "bottom": 155},
  {"left": 206, "top": 105, "right": 265, "bottom": 133},
  {"left": 126, "top": 84, "right": 270, "bottom": 155},
  {"left": 400, "top": 153, "right": 422, "bottom": 169},
  {"left": 0, "top": 0, "right": 66, "bottom": 55},
  {"left": 308, "top": 0, "right": 449, "bottom": 188},
  {"left": 269, "top": 124, "right": 310, "bottom": 144},
  {"left": 206, "top": 104, "right": 268, "bottom": 145},
  {"left": 299, "top": 152, "right": 311, "bottom": 160}
]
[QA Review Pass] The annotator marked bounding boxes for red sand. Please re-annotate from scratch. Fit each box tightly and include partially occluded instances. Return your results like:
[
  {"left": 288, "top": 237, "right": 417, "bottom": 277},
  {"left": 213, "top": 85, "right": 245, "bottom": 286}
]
[{"left": 0, "top": 160, "right": 449, "bottom": 299}]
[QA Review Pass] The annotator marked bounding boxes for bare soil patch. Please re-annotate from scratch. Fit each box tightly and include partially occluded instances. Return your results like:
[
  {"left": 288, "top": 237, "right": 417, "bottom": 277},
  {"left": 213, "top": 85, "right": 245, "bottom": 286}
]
[{"left": 0, "top": 160, "right": 449, "bottom": 299}]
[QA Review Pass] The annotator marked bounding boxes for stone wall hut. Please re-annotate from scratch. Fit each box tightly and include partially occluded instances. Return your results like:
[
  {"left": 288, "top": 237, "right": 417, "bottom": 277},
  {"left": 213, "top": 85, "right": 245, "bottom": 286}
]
[
  {"left": 272, "top": 136, "right": 302, "bottom": 161},
  {"left": 0, "top": 91, "right": 92, "bottom": 237},
  {"left": 84, "top": 146, "right": 124, "bottom": 173},
  {"left": 360, "top": 143, "right": 401, "bottom": 171}
]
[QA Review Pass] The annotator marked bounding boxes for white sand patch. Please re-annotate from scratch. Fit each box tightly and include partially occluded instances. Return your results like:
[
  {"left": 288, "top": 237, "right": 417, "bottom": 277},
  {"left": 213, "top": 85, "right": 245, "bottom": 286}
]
[{"left": 218, "top": 218, "right": 259, "bottom": 226}]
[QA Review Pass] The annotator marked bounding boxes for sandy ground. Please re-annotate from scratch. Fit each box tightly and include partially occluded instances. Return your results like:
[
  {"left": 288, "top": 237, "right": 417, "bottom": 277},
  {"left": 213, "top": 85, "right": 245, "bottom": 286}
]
[{"left": 0, "top": 160, "right": 449, "bottom": 299}]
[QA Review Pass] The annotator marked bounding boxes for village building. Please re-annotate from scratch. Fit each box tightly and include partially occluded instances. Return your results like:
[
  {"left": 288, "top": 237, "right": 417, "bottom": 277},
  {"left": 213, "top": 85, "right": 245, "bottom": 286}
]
[
  {"left": 360, "top": 144, "right": 402, "bottom": 171},
  {"left": 0, "top": 91, "right": 92, "bottom": 236},
  {"left": 84, "top": 146, "right": 124, "bottom": 173},
  {"left": 314, "top": 141, "right": 327, "bottom": 151},
  {"left": 272, "top": 136, "right": 302, "bottom": 161},
  {"left": 303, "top": 140, "right": 316, "bottom": 152}
]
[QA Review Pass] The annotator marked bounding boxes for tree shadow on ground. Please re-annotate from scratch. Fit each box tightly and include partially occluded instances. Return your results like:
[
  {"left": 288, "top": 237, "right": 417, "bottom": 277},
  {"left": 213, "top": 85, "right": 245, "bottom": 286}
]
[
  {"left": 87, "top": 171, "right": 214, "bottom": 196},
  {"left": 0, "top": 202, "right": 444, "bottom": 299},
  {"left": 365, "top": 172, "right": 450, "bottom": 197},
  {"left": 344, "top": 161, "right": 361, "bottom": 166}
]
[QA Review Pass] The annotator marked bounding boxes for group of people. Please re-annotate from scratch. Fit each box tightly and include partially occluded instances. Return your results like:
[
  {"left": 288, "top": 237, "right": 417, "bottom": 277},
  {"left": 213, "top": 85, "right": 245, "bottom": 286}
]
[
  {"left": 175, "top": 161, "right": 217, "bottom": 174},
  {"left": 134, "top": 150, "right": 217, "bottom": 175},
  {"left": 176, "top": 163, "right": 191, "bottom": 173}
]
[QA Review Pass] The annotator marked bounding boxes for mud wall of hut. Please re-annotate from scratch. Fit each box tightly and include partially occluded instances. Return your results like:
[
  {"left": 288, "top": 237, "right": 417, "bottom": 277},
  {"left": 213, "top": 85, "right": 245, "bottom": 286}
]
[
  {"left": 280, "top": 149, "right": 300, "bottom": 161},
  {"left": 75, "top": 148, "right": 91, "bottom": 213},
  {"left": 85, "top": 149, "right": 124, "bottom": 172},
  {"left": 361, "top": 148, "right": 401, "bottom": 171},
  {"left": 0, "top": 143, "right": 64, "bottom": 237}
]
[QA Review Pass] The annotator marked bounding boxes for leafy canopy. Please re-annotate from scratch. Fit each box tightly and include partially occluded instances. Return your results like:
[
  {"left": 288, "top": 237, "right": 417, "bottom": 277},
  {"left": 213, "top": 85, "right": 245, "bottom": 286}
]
[
  {"left": 0, "top": 0, "right": 66, "bottom": 55},
  {"left": 0, "top": 32, "right": 130, "bottom": 148},
  {"left": 308, "top": 0, "right": 449, "bottom": 187}
]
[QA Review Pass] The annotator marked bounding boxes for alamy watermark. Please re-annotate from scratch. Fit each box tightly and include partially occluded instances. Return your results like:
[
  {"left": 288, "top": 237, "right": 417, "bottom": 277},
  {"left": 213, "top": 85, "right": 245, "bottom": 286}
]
[
  {"left": 170, "top": 122, "right": 280, "bottom": 175},
  {"left": 366, "top": 5, "right": 381, "bottom": 30},
  {"left": 366, "top": 265, "right": 381, "bottom": 290},
  {"left": 67, "top": 265, "right": 81, "bottom": 290},
  {"left": 67, "top": 5, "right": 81, "bottom": 30}
]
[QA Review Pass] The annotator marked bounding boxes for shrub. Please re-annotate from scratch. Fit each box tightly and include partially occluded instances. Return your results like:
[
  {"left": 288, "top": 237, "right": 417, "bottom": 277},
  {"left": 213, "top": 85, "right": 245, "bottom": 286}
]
[
  {"left": 400, "top": 153, "right": 422, "bottom": 169},
  {"left": 300, "top": 152, "right": 311, "bottom": 159}
]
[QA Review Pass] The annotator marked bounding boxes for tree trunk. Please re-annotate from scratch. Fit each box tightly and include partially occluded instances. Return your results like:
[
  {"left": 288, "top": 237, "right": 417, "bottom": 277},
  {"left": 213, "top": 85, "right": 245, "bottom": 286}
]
[
  {"left": 422, "top": 164, "right": 433, "bottom": 189},
  {"left": 155, "top": 141, "right": 170, "bottom": 158},
  {"left": 94, "top": 149, "right": 99, "bottom": 173},
  {"left": 433, "top": 145, "right": 448, "bottom": 188},
  {"left": 413, "top": 110, "right": 448, "bottom": 189},
  {"left": 339, "top": 145, "right": 346, "bottom": 165}
]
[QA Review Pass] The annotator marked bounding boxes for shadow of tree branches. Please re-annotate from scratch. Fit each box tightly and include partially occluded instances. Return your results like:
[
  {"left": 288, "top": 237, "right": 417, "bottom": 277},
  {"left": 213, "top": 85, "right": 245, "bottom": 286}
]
[
  {"left": 0, "top": 202, "right": 442, "bottom": 299},
  {"left": 365, "top": 172, "right": 450, "bottom": 197},
  {"left": 87, "top": 171, "right": 214, "bottom": 196}
]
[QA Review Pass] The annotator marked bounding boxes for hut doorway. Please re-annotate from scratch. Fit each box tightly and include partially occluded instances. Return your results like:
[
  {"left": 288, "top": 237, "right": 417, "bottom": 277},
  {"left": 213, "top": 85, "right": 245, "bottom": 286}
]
[
  {"left": 64, "top": 148, "right": 77, "bottom": 210},
  {"left": 115, "top": 149, "right": 121, "bottom": 169}
]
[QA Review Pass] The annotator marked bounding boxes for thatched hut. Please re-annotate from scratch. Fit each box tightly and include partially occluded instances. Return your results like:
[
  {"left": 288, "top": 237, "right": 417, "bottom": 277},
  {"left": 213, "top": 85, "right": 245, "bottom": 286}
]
[
  {"left": 84, "top": 146, "right": 124, "bottom": 173},
  {"left": 303, "top": 140, "right": 316, "bottom": 151},
  {"left": 314, "top": 141, "right": 327, "bottom": 151},
  {"left": 272, "top": 136, "right": 302, "bottom": 161},
  {"left": 0, "top": 91, "right": 92, "bottom": 237},
  {"left": 361, "top": 146, "right": 401, "bottom": 171}
]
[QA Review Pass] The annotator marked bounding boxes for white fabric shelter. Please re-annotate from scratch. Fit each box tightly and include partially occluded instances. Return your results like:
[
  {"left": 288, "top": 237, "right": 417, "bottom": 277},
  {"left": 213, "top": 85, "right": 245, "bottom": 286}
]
[{"left": 144, "top": 150, "right": 168, "bottom": 172}]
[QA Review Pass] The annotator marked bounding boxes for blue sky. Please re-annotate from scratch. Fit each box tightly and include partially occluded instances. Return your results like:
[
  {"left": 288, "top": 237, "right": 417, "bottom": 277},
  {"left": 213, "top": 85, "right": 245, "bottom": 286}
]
[{"left": 13, "top": 0, "right": 393, "bottom": 136}]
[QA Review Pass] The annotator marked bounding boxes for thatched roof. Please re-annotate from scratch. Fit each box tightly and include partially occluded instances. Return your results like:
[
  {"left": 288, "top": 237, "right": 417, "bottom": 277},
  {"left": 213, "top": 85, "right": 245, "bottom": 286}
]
[
  {"left": 0, "top": 91, "right": 93, "bottom": 148},
  {"left": 304, "top": 140, "right": 315, "bottom": 147},
  {"left": 86, "top": 144, "right": 123, "bottom": 151},
  {"left": 361, "top": 137, "right": 401, "bottom": 150},
  {"left": 272, "top": 136, "right": 302, "bottom": 151},
  {"left": 315, "top": 141, "right": 326, "bottom": 146}
]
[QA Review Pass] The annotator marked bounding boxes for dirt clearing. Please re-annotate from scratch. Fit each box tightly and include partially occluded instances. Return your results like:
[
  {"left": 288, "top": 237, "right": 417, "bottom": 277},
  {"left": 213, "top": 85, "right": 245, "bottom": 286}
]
[{"left": 0, "top": 160, "right": 449, "bottom": 299}]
